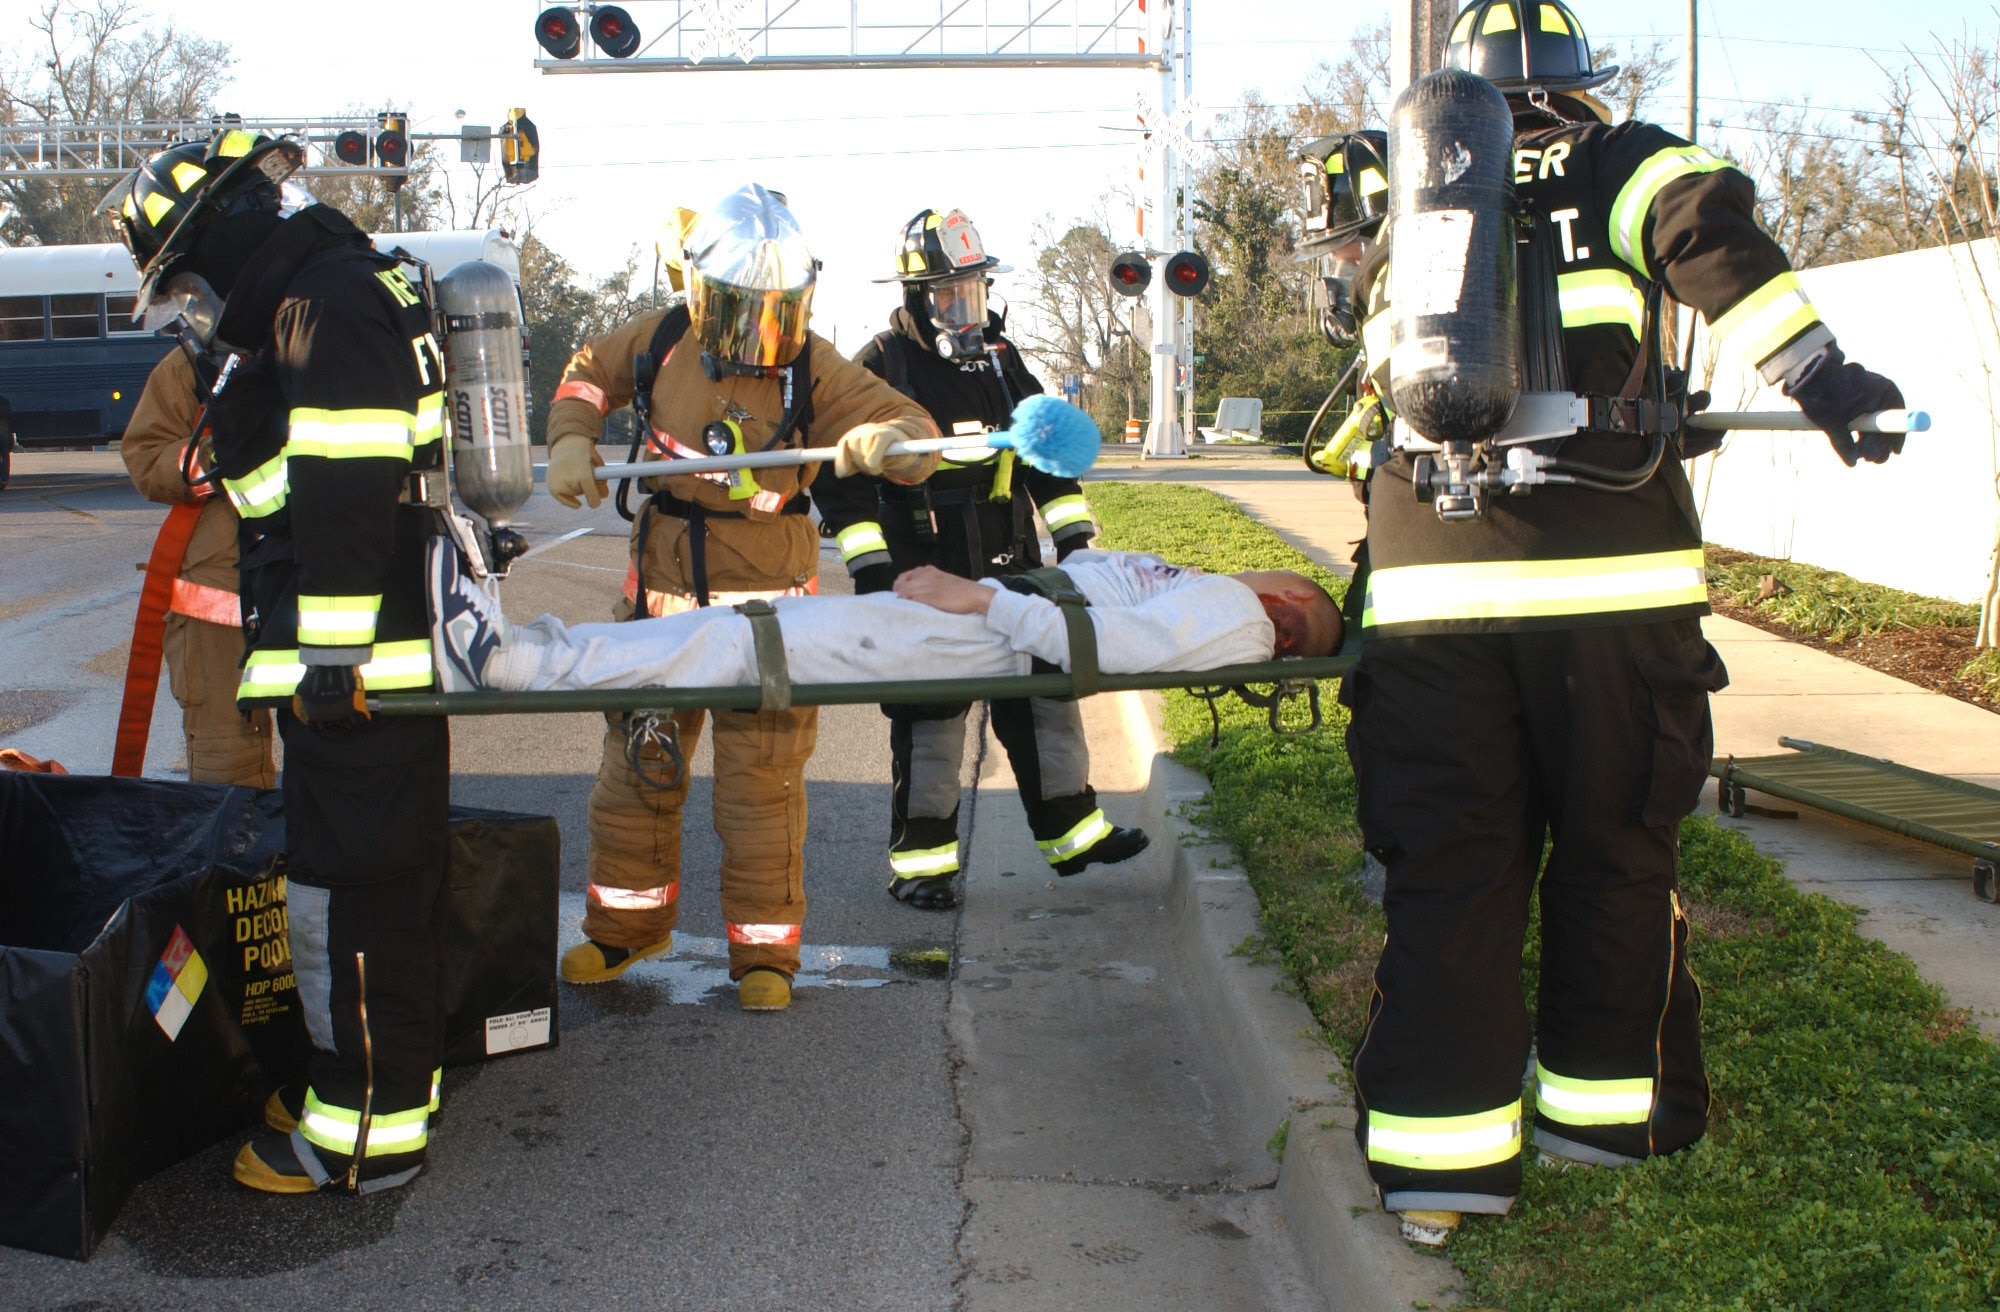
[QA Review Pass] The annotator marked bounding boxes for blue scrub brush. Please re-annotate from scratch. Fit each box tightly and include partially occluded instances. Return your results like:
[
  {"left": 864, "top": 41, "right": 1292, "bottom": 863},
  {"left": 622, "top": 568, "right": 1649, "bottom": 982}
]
[{"left": 990, "top": 395, "right": 1101, "bottom": 478}]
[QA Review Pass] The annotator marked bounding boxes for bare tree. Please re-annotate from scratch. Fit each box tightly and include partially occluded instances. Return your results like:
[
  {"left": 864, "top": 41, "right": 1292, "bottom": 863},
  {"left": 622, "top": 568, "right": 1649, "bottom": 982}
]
[
  {"left": 1596, "top": 36, "right": 1678, "bottom": 124},
  {"left": 0, "top": 0, "right": 232, "bottom": 245},
  {"left": 1293, "top": 21, "right": 1393, "bottom": 138}
]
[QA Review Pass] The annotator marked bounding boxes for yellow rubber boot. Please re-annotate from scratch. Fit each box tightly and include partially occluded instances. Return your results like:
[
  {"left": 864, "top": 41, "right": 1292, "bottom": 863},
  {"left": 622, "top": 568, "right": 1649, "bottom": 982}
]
[
  {"left": 561, "top": 933, "right": 672, "bottom": 984},
  {"left": 738, "top": 967, "right": 792, "bottom": 1011},
  {"left": 1398, "top": 1209, "right": 1461, "bottom": 1246}
]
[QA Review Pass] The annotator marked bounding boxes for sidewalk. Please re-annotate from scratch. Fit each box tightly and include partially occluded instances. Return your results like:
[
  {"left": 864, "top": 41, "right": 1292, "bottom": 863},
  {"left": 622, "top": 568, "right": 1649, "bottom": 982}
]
[{"left": 1087, "top": 458, "right": 2000, "bottom": 1037}]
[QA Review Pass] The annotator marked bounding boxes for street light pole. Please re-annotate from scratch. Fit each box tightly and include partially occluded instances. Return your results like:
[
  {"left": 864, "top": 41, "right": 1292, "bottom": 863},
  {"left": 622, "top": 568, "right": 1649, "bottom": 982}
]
[{"left": 1684, "top": 0, "right": 1699, "bottom": 142}]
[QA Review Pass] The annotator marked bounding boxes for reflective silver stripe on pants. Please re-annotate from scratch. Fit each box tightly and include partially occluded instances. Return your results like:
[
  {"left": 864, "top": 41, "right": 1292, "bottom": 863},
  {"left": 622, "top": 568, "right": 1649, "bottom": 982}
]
[
  {"left": 289, "top": 881, "right": 336, "bottom": 1053},
  {"left": 1029, "top": 696, "right": 1089, "bottom": 800},
  {"left": 907, "top": 714, "right": 970, "bottom": 819}
]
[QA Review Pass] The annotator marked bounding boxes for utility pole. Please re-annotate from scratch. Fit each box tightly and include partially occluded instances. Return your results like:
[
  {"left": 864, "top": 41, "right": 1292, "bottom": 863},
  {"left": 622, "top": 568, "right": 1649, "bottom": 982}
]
[
  {"left": 1684, "top": 0, "right": 1699, "bottom": 142},
  {"left": 1143, "top": 0, "right": 1189, "bottom": 458},
  {"left": 1391, "top": 0, "right": 1458, "bottom": 97}
]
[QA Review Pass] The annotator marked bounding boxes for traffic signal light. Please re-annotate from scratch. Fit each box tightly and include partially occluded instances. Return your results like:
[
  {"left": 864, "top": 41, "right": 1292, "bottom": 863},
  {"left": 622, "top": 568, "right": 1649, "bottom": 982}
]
[
  {"left": 503, "top": 108, "right": 540, "bottom": 185},
  {"left": 375, "top": 113, "right": 409, "bottom": 186},
  {"left": 1164, "top": 250, "right": 1211, "bottom": 297},
  {"left": 332, "top": 130, "right": 368, "bottom": 166},
  {"left": 1108, "top": 251, "right": 1151, "bottom": 298},
  {"left": 590, "top": 5, "right": 642, "bottom": 58},
  {"left": 535, "top": 7, "right": 582, "bottom": 59}
]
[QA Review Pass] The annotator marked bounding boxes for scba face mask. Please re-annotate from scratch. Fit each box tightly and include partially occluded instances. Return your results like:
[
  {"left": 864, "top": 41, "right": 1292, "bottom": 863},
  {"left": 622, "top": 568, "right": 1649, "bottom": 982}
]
[
  {"left": 927, "top": 274, "right": 989, "bottom": 359},
  {"left": 142, "top": 271, "right": 226, "bottom": 346}
]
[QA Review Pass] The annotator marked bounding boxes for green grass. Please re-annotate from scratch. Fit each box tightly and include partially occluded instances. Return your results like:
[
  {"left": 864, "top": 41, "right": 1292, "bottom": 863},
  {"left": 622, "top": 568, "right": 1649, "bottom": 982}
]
[
  {"left": 1089, "top": 484, "right": 2000, "bottom": 1312},
  {"left": 1706, "top": 546, "right": 1979, "bottom": 643}
]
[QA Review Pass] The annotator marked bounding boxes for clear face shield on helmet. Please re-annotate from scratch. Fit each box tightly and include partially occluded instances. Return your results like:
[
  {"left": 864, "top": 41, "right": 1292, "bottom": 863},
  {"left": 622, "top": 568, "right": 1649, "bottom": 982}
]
[
  {"left": 1313, "top": 250, "right": 1365, "bottom": 348},
  {"left": 140, "top": 271, "right": 226, "bottom": 345},
  {"left": 685, "top": 183, "right": 817, "bottom": 371},
  {"left": 926, "top": 272, "right": 990, "bottom": 359}
]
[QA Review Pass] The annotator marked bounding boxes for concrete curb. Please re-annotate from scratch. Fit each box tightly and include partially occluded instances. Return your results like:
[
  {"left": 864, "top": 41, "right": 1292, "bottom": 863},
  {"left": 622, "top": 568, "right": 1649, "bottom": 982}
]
[{"left": 1122, "top": 698, "right": 1464, "bottom": 1312}]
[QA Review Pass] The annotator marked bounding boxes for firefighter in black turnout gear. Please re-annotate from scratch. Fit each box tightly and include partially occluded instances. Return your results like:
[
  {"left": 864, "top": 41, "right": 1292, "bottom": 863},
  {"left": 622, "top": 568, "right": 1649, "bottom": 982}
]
[
  {"left": 1340, "top": 1, "right": 1906, "bottom": 1244},
  {"left": 106, "top": 129, "right": 453, "bottom": 1195},
  {"left": 816, "top": 209, "right": 1148, "bottom": 909}
]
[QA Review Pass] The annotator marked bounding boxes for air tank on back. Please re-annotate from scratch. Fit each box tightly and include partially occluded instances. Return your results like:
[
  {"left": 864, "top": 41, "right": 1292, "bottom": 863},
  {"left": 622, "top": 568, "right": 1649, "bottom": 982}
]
[
  {"left": 437, "top": 258, "right": 532, "bottom": 568},
  {"left": 1385, "top": 68, "right": 1520, "bottom": 445}
]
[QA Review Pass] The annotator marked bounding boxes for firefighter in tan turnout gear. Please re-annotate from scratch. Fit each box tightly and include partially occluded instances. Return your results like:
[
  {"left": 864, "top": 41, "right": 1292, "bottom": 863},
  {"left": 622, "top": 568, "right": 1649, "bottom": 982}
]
[
  {"left": 120, "top": 347, "right": 277, "bottom": 786},
  {"left": 544, "top": 184, "right": 941, "bottom": 1010}
]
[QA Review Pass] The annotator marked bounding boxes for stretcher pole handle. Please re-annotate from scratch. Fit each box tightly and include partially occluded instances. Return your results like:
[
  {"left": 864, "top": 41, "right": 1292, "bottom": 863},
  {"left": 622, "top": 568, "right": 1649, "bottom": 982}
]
[
  {"left": 1684, "top": 409, "right": 1930, "bottom": 434},
  {"left": 592, "top": 435, "right": 990, "bottom": 483}
]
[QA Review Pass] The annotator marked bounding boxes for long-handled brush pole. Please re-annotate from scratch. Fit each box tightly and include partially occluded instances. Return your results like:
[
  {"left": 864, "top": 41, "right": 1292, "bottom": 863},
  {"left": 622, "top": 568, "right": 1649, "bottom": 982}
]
[
  {"left": 592, "top": 395, "right": 1102, "bottom": 482},
  {"left": 1685, "top": 409, "right": 1930, "bottom": 434}
]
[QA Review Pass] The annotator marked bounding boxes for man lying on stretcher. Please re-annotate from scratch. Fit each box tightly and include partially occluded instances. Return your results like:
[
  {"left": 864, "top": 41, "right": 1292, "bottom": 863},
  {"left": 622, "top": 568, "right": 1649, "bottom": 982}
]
[{"left": 427, "top": 547, "right": 1343, "bottom": 694}]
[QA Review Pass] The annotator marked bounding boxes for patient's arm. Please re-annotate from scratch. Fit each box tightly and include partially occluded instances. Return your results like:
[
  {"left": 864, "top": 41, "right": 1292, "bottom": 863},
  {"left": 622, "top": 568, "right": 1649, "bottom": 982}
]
[{"left": 894, "top": 565, "right": 996, "bottom": 615}]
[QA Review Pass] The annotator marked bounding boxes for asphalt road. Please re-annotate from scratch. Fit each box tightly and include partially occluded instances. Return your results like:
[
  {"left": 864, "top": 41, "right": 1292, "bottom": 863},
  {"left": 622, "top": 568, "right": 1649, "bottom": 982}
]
[{"left": 0, "top": 452, "right": 1323, "bottom": 1311}]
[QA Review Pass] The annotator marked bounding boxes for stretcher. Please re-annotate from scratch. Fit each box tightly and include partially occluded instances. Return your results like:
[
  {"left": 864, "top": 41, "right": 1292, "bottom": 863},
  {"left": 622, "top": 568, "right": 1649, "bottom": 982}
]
[
  {"left": 1713, "top": 737, "right": 2000, "bottom": 903},
  {"left": 369, "top": 584, "right": 1354, "bottom": 783}
]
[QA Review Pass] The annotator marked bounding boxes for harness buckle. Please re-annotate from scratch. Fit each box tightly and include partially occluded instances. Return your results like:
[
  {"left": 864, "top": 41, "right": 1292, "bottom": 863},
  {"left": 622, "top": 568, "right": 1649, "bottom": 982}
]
[{"left": 622, "top": 709, "right": 686, "bottom": 791}]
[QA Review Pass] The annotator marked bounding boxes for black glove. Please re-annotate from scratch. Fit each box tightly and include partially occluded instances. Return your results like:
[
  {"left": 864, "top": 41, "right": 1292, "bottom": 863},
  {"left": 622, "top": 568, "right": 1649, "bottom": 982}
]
[
  {"left": 1785, "top": 345, "right": 1906, "bottom": 467},
  {"left": 1678, "top": 389, "right": 1720, "bottom": 460},
  {"left": 850, "top": 562, "right": 898, "bottom": 596},
  {"left": 291, "top": 663, "right": 370, "bottom": 731},
  {"left": 1054, "top": 533, "right": 1093, "bottom": 563}
]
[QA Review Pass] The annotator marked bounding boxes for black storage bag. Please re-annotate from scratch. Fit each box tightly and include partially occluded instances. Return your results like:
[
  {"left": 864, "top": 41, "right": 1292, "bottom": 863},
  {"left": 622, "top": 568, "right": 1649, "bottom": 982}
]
[{"left": 0, "top": 773, "right": 558, "bottom": 1260}]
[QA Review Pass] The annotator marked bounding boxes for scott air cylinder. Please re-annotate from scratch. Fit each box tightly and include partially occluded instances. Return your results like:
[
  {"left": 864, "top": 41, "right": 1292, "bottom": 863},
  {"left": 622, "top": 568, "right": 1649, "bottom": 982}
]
[
  {"left": 438, "top": 259, "right": 533, "bottom": 536},
  {"left": 1385, "top": 68, "right": 1520, "bottom": 446}
]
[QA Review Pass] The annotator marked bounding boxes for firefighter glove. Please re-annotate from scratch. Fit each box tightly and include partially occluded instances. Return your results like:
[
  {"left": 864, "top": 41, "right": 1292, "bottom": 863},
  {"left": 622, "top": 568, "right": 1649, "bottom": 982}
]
[
  {"left": 546, "top": 435, "right": 607, "bottom": 508},
  {"left": 835, "top": 420, "right": 933, "bottom": 483},
  {"left": 850, "top": 562, "right": 898, "bottom": 595},
  {"left": 292, "top": 664, "right": 369, "bottom": 731},
  {"left": 1785, "top": 345, "right": 1906, "bottom": 467}
]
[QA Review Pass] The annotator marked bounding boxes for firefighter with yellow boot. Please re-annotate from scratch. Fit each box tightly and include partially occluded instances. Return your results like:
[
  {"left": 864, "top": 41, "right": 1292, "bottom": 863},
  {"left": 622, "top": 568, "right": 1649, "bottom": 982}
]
[
  {"left": 815, "top": 208, "right": 1146, "bottom": 911},
  {"left": 118, "top": 345, "right": 277, "bottom": 786},
  {"left": 1343, "top": 1, "right": 1906, "bottom": 1245},
  {"left": 543, "top": 184, "right": 940, "bottom": 1009}
]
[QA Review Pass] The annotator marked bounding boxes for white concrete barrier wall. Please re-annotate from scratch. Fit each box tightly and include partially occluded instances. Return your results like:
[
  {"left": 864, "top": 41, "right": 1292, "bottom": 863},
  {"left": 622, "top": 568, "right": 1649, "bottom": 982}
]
[{"left": 1687, "top": 238, "right": 2000, "bottom": 604}]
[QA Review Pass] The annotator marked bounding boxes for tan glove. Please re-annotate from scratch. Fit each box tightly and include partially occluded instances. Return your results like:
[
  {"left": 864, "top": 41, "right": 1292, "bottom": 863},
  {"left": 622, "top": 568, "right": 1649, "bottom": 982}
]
[
  {"left": 546, "top": 435, "right": 607, "bottom": 509},
  {"left": 834, "top": 419, "right": 937, "bottom": 484}
]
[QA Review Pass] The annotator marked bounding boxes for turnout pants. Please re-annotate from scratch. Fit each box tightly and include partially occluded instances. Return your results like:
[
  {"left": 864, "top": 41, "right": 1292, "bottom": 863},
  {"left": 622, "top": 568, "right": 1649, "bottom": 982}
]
[
  {"left": 278, "top": 712, "right": 450, "bottom": 1188},
  {"left": 887, "top": 696, "right": 1110, "bottom": 883},
  {"left": 1341, "top": 619, "right": 1725, "bottom": 1213},
  {"left": 583, "top": 506, "right": 822, "bottom": 979},
  {"left": 165, "top": 611, "right": 276, "bottom": 787},
  {"left": 585, "top": 702, "right": 815, "bottom": 978}
]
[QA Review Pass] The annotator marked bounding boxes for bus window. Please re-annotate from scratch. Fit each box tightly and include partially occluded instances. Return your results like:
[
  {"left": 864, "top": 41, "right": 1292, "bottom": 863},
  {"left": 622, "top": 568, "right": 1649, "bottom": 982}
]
[
  {"left": 0, "top": 295, "right": 44, "bottom": 342},
  {"left": 51, "top": 293, "right": 101, "bottom": 340},
  {"left": 106, "top": 293, "right": 146, "bottom": 334}
]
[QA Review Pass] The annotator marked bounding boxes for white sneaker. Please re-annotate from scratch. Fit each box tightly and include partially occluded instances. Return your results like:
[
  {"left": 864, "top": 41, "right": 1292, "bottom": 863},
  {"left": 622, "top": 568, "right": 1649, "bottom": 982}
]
[{"left": 427, "top": 537, "right": 508, "bottom": 691}]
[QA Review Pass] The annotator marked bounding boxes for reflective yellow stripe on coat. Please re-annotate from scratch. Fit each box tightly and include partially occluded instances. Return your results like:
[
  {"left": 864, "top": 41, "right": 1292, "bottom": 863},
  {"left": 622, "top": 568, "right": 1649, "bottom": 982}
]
[{"left": 1363, "top": 549, "right": 1708, "bottom": 628}]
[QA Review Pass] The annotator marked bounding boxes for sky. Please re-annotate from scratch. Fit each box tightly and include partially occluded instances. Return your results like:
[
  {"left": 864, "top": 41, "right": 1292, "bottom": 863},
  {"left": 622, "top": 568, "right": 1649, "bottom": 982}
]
[{"left": 2, "top": 0, "right": 1992, "bottom": 349}]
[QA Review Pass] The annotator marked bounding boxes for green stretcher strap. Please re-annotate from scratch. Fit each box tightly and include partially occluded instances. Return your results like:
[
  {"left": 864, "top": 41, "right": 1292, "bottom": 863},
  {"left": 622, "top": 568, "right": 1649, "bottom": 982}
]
[
  {"left": 367, "top": 655, "right": 1356, "bottom": 718},
  {"left": 735, "top": 599, "right": 792, "bottom": 713}
]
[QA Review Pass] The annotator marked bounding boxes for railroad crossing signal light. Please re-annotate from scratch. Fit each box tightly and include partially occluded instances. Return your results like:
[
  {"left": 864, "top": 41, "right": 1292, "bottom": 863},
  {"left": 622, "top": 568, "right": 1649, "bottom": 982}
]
[
  {"left": 375, "top": 113, "right": 409, "bottom": 184},
  {"left": 1108, "top": 251, "right": 1151, "bottom": 298},
  {"left": 1164, "top": 250, "right": 1211, "bottom": 297},
  {"left": 535, "top": 7, "right": 582, "bottom": 58},
  {"left": 590, "top": 5, "right": 643, "bottom": 58},
  {"left": 332, "top": 130, "right": 368, "bottom": 166},
  {"left": 503, "top": 108, "right": 540, "bottom": 185}
]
